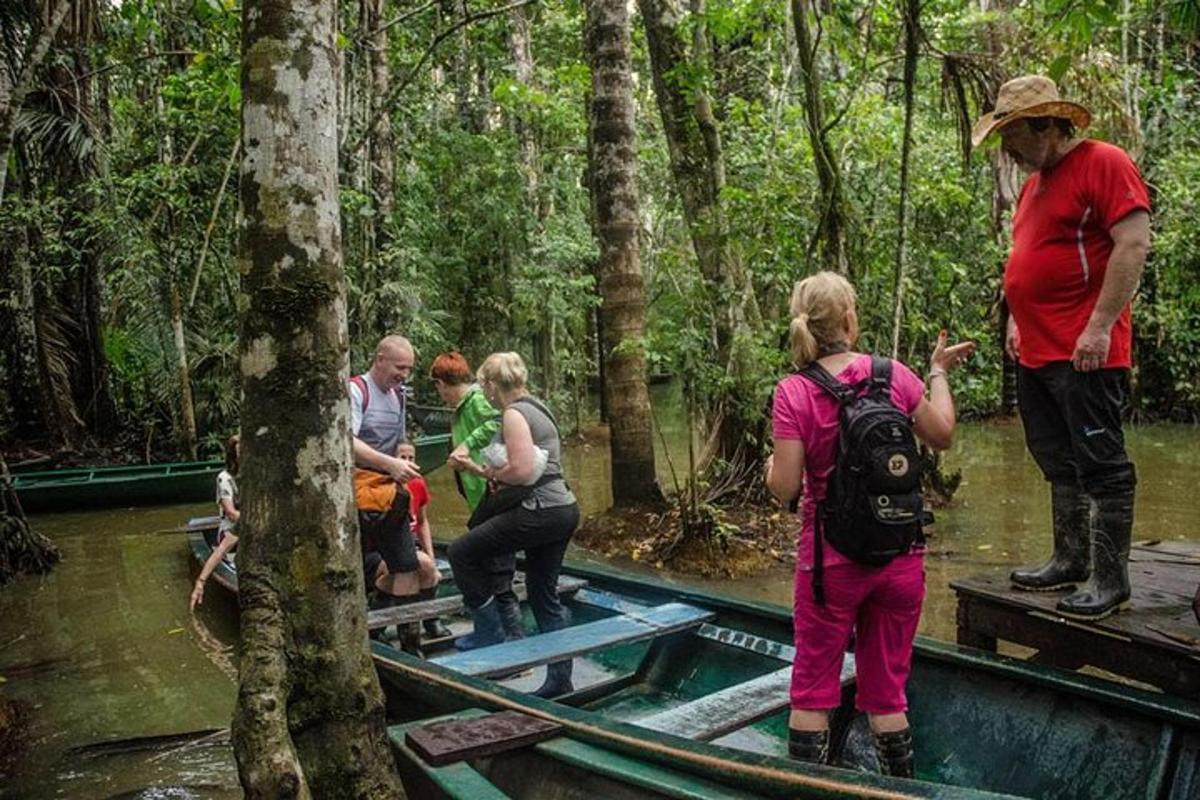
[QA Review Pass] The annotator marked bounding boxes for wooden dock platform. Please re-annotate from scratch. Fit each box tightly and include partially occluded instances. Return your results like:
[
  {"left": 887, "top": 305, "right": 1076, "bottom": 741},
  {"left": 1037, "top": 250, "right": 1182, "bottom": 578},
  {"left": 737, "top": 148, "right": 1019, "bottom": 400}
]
[{"left": 951, "top": 540, "right": 1200, "bottom": 698}]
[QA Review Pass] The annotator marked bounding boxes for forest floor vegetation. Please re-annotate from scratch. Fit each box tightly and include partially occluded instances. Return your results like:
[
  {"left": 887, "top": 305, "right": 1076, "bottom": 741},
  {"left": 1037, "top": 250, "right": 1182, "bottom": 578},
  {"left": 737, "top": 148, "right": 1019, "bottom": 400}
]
[{"left": 576, "top": 502, "right": 795, "bottom": 579}]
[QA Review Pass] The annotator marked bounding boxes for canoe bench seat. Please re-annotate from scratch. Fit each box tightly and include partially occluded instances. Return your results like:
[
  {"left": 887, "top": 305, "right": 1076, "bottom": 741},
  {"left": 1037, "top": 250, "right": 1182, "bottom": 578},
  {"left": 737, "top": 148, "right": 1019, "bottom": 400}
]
[
  {"left": 367, "top": 575, "right": 588, "bottom": 631},
  {"left": 430, "top": 602, "right": 716, "bottom": 678},
  {"left": 632, "top": 655, "right": 858, "bottom": 742}
]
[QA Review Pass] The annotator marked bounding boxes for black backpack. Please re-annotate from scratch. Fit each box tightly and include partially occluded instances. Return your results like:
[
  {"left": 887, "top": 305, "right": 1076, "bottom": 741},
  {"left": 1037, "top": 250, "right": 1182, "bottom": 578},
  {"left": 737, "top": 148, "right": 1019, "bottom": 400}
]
[{"left": 799, "top": 356, "right": 926, "bottom": 603}]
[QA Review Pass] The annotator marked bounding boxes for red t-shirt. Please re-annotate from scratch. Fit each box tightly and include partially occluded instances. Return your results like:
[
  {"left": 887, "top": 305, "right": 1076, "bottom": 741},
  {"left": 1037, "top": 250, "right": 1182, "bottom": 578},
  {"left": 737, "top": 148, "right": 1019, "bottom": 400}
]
[
  {"left": 407, "top": 477, "right": 429, "bottom": 527},
  {"left": 1004, "top": 140, "right": 1150, "bottom": 369}
]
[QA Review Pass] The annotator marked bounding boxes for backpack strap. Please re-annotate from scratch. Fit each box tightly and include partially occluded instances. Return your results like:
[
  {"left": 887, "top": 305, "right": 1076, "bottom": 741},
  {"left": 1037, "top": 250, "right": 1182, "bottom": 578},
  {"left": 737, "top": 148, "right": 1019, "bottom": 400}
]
[
  {"left": 798, "top": 362, "right": 857, "bottom": 405},
  {"left": 349, "top": 374, "right": 369, "bottom": 413},
  {"left": 869, "top": 356, "right": 893, "bottom": 398}
]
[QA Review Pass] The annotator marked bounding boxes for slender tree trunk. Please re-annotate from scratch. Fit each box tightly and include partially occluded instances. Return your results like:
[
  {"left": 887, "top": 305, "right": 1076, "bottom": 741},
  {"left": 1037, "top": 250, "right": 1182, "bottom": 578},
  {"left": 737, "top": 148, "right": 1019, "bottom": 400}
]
[
  {"left": 586, "top": 0, "right": 661, "bottom": 505},
  {"left": 233, "top": 0, "right": 404, "bottom": 795},
  {"left": 169, "top": 279, "right": 198, "bottom": 460},
  {"left": 4, "top": 220, "right": 45, "bottom": 436},
  {"left": 0, "top": 0, "right": 71, "bottom": 209},
  {"left": 366, "top": 0, "right": 395, "bottom": 238},
  {"left": 890, "top": 0, "right": 920, "bottom": 357},
  {"left": 789, "top": 0, "right": 850, "bottom": 274}
]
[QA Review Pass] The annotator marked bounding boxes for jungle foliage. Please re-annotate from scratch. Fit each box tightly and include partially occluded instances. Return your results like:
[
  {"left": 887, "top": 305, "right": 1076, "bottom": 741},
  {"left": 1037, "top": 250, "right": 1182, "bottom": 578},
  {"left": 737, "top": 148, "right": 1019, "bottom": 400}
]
[{"left": 3, "top": 0, "right": 1200, "bottom": 465}]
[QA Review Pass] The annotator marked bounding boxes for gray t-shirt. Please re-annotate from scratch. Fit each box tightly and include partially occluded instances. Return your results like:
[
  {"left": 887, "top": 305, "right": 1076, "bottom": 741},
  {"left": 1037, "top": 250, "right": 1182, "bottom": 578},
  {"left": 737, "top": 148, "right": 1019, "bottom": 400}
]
[{"left": 498, "top": 396, "right": 575, "bottom": 510}]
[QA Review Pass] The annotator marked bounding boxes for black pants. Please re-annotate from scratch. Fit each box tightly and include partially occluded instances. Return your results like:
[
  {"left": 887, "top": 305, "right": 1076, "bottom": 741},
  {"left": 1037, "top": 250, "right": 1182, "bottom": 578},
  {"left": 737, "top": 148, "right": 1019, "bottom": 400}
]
[
  {"left": 1017, "top": 363, "right": 1136, "bottom": 496},
  {"left": 448, "top": 503, "right": 579, "bottom": 634}
]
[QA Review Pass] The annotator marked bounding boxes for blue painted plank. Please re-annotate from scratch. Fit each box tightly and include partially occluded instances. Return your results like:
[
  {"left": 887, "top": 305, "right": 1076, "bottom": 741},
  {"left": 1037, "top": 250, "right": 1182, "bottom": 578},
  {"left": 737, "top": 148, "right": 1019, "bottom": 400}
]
[{"left": 431, "top": 603, "right": 715, "bottom": 678}]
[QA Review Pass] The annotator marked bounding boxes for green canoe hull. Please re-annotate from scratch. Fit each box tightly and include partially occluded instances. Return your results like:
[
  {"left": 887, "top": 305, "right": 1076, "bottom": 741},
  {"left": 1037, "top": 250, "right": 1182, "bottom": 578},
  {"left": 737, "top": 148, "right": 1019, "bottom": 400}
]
[
  {"left": 15, "top": 433, "right": 451, "bottom": 513},
  {"left": 373, "top": 556, "right": 1200, "bottom": 800},
  {"left": 186, "top": 525, "right": 1200, "bottom": 799}
]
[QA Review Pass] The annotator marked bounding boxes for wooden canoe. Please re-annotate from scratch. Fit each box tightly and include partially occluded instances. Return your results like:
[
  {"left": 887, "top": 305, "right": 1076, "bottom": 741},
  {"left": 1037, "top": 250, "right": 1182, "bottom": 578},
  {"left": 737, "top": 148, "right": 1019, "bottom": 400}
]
[
  {"left": 15, "top": 432, "right": 451, "bottom": 513},
  {"left": 187, "top": 522, "right": 1200, "bottom": 799}
]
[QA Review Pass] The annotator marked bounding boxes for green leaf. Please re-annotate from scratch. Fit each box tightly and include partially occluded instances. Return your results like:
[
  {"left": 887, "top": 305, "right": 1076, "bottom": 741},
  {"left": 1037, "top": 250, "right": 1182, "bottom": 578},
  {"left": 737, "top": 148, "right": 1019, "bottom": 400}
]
[{"left": 1048, "top": 54, "right": 1071, "bottom": 82}]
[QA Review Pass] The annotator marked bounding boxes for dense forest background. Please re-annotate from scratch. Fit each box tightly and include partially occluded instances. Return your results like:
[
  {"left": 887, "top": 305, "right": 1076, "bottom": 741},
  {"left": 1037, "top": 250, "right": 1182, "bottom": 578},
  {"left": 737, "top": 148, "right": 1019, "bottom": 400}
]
[{"left": 3, "top": 0, "right": 1199, "bottom": 465}]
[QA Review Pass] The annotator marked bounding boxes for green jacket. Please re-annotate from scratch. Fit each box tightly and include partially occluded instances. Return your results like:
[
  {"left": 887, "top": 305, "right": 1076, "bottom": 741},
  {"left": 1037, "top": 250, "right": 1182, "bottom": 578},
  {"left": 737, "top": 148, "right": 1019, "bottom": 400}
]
[{"left": 452, "top": 384, "right": 501, "bottom": 511}]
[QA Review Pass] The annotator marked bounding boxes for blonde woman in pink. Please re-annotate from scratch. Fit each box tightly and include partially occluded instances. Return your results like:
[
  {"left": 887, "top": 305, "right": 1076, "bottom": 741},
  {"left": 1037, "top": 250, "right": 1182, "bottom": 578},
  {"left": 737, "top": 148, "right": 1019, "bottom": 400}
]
[{"left": 766, "top": 271, "right": 973, "bottom": 777}]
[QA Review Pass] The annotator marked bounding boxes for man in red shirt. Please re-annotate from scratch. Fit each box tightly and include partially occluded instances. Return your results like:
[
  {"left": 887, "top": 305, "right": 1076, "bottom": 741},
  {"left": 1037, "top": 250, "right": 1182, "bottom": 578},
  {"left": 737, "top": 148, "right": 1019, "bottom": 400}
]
[{"left": 973, "top": 76, "right": 1151, "bottom": 619}]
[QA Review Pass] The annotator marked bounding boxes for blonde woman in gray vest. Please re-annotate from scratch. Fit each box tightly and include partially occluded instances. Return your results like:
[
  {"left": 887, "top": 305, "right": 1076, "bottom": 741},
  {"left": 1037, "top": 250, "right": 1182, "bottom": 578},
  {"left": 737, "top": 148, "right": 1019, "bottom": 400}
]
[{"left": 447, "top": 352, "right": 580, "bottom": 698}]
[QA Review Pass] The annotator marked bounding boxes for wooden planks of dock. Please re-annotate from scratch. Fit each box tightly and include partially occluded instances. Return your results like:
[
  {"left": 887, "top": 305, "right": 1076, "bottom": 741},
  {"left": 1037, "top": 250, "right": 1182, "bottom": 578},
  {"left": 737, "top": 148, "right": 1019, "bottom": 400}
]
[{"left": 951, "top": 539, "right": 1200, "bottom": 698}]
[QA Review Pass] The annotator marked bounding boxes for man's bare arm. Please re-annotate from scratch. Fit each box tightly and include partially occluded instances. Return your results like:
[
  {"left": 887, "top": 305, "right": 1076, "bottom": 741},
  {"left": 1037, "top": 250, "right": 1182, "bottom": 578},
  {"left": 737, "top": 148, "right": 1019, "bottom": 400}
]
[{"left": 1073, "top": 210, "right": 1150, "bottom": 371}]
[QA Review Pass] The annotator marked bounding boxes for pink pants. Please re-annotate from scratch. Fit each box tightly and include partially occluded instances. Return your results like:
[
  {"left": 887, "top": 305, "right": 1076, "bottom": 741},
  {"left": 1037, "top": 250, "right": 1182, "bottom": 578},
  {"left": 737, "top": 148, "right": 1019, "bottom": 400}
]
[{"left": 790, "top": 554, "right": 924, "bottom": 715}]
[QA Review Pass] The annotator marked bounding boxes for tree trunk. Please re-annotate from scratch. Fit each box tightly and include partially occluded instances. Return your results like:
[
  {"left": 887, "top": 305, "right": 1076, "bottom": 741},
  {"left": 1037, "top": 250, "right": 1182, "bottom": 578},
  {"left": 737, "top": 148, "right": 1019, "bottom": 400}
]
[
  {"left": 637, "top": 0, "right": 759, "bottom": 467},
  {"left": 890, "top": 0, "right": 920, "bottom": 358},
  {"left": 366, "top": 0, "right": 395, "bottom": 238},
  {"left": 586, "top": 0, "right": 661, "bottom": 506},
  {"left": 0, "top": 457, "right": 60, "bottom": 586},
  {"left": 169, "top": 279, "right": 198, "bottom": 460},
  {"left": 789, "top": 0, "right": 850, "bottom": 274},
  {"left": 0, "top": 0, "right": 72, "bottom": 209},
  {"left": 4, "top": 219, "right": 45, "bottom": 436},
  {"left": 508, "top": 3, "right": 543, "bottom": 221},
  {"left": 233, "top": 0, "right": 404, "bottom": 795}
]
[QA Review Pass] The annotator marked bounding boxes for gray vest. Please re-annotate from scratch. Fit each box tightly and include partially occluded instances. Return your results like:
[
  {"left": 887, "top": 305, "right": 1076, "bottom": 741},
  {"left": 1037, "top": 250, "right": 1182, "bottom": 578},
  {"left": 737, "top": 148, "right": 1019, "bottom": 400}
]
[{"left": 501, "top": 396, "right": 575, "bottom": 509}]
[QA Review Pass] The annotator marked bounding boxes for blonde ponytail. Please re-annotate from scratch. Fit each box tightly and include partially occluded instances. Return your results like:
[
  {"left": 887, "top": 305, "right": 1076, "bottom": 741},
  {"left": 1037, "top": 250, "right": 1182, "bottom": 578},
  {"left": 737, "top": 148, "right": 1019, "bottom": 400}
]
[
  {"left": 788, "top": 272, "right": 857, "bottom": 368},
  {"left": 790, "top": 313, "right": 819, "bottom": 368}
]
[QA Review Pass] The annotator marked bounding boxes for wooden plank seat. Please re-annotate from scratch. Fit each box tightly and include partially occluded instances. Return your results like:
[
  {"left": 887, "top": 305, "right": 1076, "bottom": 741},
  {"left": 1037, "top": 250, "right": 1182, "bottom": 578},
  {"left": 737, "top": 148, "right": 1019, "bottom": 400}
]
[
  {"left": 430, "top": 602, "right": 716, "bottom": 678},
  {"left": 367, "top": 575, "right": 587, "bottom": 631},
  {"left": 632, "top": 656, "right": 857, "bottom": 742}
]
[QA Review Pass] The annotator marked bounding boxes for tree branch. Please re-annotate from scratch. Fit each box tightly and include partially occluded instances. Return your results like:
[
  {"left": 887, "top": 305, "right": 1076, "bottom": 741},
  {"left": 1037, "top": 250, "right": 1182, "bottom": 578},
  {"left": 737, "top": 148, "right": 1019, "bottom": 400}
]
[{"left": 342, "top": 0, "right": 539, "bottom": 160}]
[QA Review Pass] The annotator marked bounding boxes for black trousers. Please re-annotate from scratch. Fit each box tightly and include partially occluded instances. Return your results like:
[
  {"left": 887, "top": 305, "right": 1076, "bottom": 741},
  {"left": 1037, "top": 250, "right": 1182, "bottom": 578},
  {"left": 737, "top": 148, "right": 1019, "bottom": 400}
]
[
  {"left": 448, "top": 503, "right": 579, "bottom": 634},
  {"left": 1017, "top": 363, "right": 1136, "bottom": 497}
]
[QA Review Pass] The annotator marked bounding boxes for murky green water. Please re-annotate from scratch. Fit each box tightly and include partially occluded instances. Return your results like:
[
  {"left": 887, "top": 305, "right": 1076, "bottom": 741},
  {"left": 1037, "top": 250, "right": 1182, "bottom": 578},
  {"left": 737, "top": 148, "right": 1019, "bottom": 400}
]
[{"left": 2, "top": 398, "right": 1198, "bottom": 797}]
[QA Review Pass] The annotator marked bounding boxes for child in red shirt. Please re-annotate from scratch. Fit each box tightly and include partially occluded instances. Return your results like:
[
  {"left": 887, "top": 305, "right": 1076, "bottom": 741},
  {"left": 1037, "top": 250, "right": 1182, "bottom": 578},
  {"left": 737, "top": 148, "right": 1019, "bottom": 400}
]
[{"left": 396, "top": 440, "right": 451, "bottom": 638}]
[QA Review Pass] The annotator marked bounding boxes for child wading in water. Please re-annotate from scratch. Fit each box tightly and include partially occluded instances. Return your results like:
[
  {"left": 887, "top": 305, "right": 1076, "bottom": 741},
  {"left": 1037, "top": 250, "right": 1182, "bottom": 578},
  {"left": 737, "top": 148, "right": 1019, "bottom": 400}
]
[
  {"left": 766, "top": 272, "right": 973, "bottom": 776},
  {"left": 191, "top": 435, "right": 240, "bottom": 611}
]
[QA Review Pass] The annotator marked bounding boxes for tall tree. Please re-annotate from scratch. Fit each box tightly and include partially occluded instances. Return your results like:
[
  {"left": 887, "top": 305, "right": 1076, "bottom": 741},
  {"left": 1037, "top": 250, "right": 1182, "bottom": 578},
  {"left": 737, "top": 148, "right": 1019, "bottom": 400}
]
[
  {"left": 790, "top": 0, "right": 850, "bottom": 274},
  {"left": 585, "top": 0, "right": 661, "bottom": 505},
  {"left": 890, "top": 0, "right": 921, "bottom": 357},
  {"left": 231, "top": 0, "right": 404, "bottom": 794},
  {"left": 637, "top": 0, "right": 761, "bottom": 469}
]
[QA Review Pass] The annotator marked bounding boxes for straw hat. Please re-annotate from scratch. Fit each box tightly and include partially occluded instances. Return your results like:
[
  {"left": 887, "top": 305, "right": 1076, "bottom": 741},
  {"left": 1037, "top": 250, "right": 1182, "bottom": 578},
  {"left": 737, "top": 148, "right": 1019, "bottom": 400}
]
[{"left": 971, "top": 75, "right": 1091, "bottom": 149}]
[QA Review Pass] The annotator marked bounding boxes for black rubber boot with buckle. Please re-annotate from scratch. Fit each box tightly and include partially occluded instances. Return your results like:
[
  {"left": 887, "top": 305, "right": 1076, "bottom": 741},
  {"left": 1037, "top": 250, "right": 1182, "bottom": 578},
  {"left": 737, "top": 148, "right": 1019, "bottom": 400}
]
[
  {"left": 1011, "top": 483, "right": 1091, "bottom": 591},
  {"left": 1057, "top": 489, "right": 1134, "bottom": 620},
  {"left": 873, "top": 727, "right": 914, "bottom": 778},
  {"left": 788, "top": 728, "right": 830, "bottom": 765}
]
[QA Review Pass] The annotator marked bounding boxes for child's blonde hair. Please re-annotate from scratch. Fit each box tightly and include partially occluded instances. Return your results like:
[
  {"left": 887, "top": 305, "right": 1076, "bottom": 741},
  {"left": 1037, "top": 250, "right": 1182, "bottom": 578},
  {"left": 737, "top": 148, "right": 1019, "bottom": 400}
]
[
  {"left": 477, "top": 352, "right": 528, "bottom": 392},
  {"left": 789, "top": 271, "right": 857, "bottom": 368}
]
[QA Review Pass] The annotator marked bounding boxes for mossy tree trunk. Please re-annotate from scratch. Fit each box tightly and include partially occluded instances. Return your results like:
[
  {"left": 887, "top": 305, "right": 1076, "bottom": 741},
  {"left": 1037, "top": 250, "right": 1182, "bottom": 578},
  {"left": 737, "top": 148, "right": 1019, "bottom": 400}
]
[
  {"left": 232, "top": 0, "right": 404, "bottom": 796},
  {"left": 585, "top": 0, "right": 662, "bottom": 506},
  {"left": 790, "top": 0, "right": 850, "bottom": 275},
  {"left": 637, "top": 0, "right": 762, "bottom": 472}
]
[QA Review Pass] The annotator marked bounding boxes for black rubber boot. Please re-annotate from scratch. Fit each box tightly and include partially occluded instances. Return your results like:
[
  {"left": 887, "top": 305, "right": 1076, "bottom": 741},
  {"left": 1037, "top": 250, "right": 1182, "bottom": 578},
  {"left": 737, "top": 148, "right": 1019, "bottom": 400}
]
[
  {"left": 496, "top": 590, "right": 525, "bottom": 641},
  {"left": 531, "top": 660, "right": 574, "bottom": 699},
  {"left": 1057, "top": 489, "right": 1134, "bottom": 620},
  {"left": 1011, "top": 483, "right": 1091, "bottom": 591},
  {"left": 788, "top": 729, "right": 830, "bottom": 765},
  {"left": 873, "top": 727, "right": 914, "bottom": 778},
  {"left": 418, "top": 587, "right": 453, "bottom": 639}
]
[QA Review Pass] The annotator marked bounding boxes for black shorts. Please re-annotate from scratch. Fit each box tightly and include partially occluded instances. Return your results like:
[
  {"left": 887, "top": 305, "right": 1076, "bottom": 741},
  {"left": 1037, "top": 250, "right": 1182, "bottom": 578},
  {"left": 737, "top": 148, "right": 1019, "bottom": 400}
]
[
  {"left": 359, "top": 489, "right": 418, "bottom": 576},
  {"left": 1017, "top": 362, "right": 1136, "bottom": 496}
]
